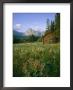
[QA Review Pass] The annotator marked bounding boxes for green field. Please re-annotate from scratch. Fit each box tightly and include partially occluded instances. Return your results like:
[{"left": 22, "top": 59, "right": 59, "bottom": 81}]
[{"left": 13, "top": 42, "right": 60, "bottom": 77}]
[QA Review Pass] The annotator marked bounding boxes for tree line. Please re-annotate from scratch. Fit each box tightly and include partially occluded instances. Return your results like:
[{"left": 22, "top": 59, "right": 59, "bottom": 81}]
[
  {"left": 45, "top": 13, "right": 60, "bottom": 42},
  {"left": 13, "top": 13, "right": 60, "bottom": 43}
]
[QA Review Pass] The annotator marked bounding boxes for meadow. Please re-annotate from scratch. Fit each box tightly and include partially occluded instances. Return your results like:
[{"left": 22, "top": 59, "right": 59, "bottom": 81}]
[{"left": 13, "top": 42, "right": 60, "bottom": 77}]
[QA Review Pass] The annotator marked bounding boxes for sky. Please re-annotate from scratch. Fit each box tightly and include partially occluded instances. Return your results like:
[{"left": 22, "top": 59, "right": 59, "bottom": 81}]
[{"left": 13, "top": 13, "right": 56, "bottom": 32}]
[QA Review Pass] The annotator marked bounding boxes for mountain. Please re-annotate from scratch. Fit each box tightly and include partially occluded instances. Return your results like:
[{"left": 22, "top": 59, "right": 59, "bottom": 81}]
[
  {"left": 13, "top": 30, "right": 24, "bottom": 36},
  {"left": 13, "top": 29, "right": 45, "bottom": 40},
  {"left": 24, "top": 28, "right": 44, "bottom": 37},
  {"left": 13, "top": 30, "right": 25, "bottom": 40},
  {"left": 13, "top": 29, "right": 45, "bottom": 43}
]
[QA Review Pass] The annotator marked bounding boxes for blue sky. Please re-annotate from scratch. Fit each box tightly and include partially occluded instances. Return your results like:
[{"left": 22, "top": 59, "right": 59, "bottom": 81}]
[{"left": 13, "top": 13, "right": 56, "bottom": 32}]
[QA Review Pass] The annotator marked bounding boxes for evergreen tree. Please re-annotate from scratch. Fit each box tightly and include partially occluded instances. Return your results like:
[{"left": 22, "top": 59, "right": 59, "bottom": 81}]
[
  {"left": 55, "top": 13, "right": 60, "bottom": 30},
  {"left": 54, "top": 13, "right": 60, "bottom": 42},
  {"left": 44, "top": 13, "right": 60, "bottom": 43},
  {"left": 50, "top": 21, "right": 55, "bottom": 32},
  {"left": 45, "top": 19, "right": 50, "bottom": 34}
]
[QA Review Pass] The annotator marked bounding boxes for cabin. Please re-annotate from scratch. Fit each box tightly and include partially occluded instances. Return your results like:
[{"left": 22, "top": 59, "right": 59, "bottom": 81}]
[{"left": 42, "top": 31, "right": 55, "bottom": 44}]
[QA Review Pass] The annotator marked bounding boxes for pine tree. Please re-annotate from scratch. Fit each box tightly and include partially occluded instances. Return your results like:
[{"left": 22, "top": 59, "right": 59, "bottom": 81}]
[
  {"left": 54, "top": 13, "right": 60, "bottom": 42},
  {"left": 45, "top": 19, "right": 50, "bottom": 34},
  {"left": 50, "top": 21, "right": 55, "bottom": 32},
  {"left": 55, "top": 13, "right": 60, "bottom": 30}
]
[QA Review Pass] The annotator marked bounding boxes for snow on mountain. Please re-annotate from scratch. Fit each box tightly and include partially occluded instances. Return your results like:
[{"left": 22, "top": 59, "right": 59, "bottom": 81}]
[
  {"left": 13, "top": 28, "right": 45, "bottom": 38},
  {"left": 24, "top": 28, "right": 44, "bottom": 36}
]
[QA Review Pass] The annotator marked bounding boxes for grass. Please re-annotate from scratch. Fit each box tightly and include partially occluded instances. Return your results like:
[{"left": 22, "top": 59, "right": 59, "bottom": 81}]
[{"left": 13, "top": 42, "right": 60, "bottom": 77}]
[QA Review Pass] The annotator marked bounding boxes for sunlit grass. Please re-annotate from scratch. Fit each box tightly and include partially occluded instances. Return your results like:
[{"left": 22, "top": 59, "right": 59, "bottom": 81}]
[{"left": 13, "top": 42, "right": 60, "bottom": 77}]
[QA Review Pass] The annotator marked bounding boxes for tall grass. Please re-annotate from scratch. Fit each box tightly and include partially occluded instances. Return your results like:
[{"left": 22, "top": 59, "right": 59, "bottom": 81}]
[{"left": 13, "top": 42, "right": 60, "bottom": 77}]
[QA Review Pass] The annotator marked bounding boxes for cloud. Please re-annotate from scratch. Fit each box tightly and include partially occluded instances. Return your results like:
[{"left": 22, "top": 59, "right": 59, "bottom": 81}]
[{"left": 15, "top": 24, "right": 21, "bottom": 30}]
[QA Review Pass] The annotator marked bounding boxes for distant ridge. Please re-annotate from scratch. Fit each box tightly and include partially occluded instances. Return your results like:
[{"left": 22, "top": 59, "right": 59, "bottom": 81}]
[{"left": 13, "top": 29, "right": 45, "bottom": 38}]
